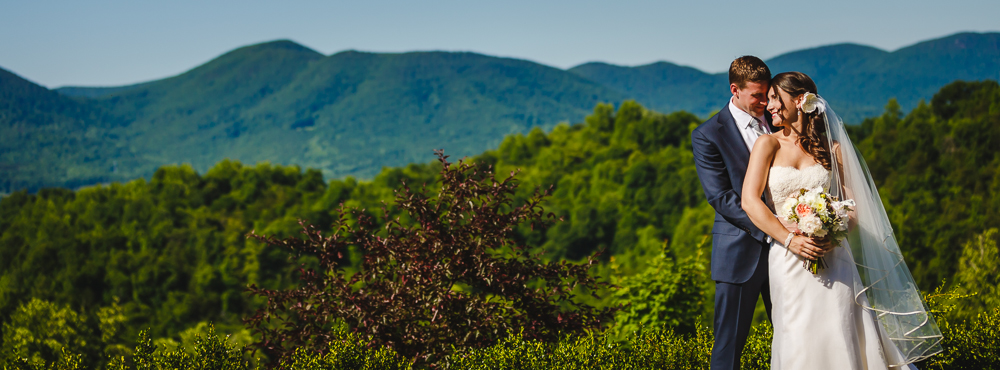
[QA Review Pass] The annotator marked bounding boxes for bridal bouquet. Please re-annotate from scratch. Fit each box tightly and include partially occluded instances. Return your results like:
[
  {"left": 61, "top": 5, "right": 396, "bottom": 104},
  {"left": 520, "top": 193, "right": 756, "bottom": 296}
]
[{"left": 780, "top": 187, "right": 855, "bottom": 274}]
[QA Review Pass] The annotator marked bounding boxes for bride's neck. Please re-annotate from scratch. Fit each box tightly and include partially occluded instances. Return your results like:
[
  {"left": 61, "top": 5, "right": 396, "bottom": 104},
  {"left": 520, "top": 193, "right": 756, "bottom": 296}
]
[{"left": 781, "top": 119, "right": 805, "bottom": 139}]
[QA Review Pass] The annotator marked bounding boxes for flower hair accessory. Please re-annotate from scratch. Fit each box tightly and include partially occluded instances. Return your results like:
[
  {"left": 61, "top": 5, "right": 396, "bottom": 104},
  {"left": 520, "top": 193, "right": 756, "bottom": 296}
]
[{"left": 797, "top": 92, "right": 825, "bottom": 114}]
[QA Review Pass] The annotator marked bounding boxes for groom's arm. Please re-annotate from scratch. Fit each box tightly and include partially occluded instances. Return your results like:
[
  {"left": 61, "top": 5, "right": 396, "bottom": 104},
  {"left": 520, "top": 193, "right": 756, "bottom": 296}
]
[{"left": 691, "top": 129, "right": 766, "bottom": 242}]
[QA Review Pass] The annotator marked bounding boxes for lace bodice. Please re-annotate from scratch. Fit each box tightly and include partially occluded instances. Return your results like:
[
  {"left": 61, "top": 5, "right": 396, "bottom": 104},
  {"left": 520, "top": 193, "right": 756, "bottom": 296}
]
[{"left": 768, "top": 164, "right": 831, "bottom": 210}]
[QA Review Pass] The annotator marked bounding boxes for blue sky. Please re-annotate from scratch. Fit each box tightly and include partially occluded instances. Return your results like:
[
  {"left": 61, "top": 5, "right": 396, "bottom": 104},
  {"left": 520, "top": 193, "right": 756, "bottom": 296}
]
[{"left": 2, "top": 0, "right": 998, "bottom": 88}]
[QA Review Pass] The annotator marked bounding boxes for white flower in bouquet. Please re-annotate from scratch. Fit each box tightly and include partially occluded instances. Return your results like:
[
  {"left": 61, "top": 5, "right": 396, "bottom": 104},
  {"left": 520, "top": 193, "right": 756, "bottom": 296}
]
[
  {"left": 781, "top": 198, "right": 797, "bottom": 219},
  {"left": 802, "top": 187, "right": 821, "bottom": 203},
  {"left": 805, "top": 187, "right": 826, "bottom": 212},
  {"left": 831, "top": 202, "right": 847, "bottom": 218},
  {"left": 813, "top": 225, "right": 829, "bottom": 238},
  {"left": 831, "top": 199, "right": 855, "bottom": 231},
  {"left": 799, "top": 214, "right": 824, "bottom": 235},
  {"left": 815, "top": 202, "right": 831, "bottom": 218}
]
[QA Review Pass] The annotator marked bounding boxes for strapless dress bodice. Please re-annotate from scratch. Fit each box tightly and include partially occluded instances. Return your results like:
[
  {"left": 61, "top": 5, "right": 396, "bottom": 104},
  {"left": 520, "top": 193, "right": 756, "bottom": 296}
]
[{"left": 768, "top": 164, "right": 831, "bottom": 210}]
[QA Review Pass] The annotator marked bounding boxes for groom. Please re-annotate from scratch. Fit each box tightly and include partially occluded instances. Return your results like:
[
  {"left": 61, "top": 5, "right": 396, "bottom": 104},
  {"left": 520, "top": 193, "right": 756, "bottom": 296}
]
[{"left": 691, "top": 56, "right": 775, "bottom": 370}]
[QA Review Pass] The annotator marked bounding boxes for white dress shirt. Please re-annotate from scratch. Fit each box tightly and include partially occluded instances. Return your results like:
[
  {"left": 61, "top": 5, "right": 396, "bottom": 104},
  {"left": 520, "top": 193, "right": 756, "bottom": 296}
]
[
  {"left": 729, "top": 98, "right": 775, "bottom": 236},
  {"left": 728, "top": 98, "right": 769, "bottom": 152}
]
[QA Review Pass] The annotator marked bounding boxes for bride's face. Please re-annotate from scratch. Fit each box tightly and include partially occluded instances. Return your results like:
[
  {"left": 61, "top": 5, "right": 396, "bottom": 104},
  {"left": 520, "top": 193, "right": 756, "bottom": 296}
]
[{"left": 767, "top": 87, "right": 799, "bottom": 127}]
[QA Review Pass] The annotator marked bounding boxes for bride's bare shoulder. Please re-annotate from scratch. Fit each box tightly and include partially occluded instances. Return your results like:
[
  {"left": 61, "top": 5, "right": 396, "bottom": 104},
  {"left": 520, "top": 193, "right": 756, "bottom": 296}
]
[{"left": 751, "top": 134, "right": 780, "bottom": 152}]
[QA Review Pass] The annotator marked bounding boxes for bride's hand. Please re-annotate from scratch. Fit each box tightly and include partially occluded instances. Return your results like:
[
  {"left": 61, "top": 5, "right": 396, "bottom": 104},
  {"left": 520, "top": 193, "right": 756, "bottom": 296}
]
[{"left": 786, "top": 235, "right": 825, "bottom": 260}]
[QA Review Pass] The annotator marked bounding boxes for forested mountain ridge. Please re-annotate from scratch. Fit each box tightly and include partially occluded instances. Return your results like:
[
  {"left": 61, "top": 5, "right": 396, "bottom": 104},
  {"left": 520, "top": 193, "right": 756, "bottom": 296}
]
[
  {"left": 0, "top": 68, "right": 143, "bottom": 191},
  {"left": 566, "top": 61, "right": 725, "bottom": 118},
  {"left": 64, "top": 40, "right": 622, "bottom": 181},
  {"left": 1, "top": 42, "right": 622, "bottom": 193},
  {"left": 570, "top": 32, "right": 1000, "bottom": 122},
  {"left": 2, "top": 32, "right": 998, "bottom": 194}
]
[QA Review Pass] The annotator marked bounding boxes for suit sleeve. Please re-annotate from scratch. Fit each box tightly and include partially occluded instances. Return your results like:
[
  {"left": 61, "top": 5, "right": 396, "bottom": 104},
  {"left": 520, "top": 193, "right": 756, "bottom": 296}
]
[{"left": 691, "top": 128, "right": 766, "bottom": 242}]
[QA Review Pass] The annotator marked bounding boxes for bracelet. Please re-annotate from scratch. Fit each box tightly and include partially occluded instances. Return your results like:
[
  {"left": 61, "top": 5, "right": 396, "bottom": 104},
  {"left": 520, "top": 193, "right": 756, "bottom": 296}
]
[{"left": 783, "top": 232, "right": 795, "bottom": 247}]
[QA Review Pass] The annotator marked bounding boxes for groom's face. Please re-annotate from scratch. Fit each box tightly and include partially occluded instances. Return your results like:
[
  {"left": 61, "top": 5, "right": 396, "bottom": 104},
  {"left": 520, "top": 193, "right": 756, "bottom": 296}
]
[{"left": 731, "top": 80, "right": 770, "bottom": 117}]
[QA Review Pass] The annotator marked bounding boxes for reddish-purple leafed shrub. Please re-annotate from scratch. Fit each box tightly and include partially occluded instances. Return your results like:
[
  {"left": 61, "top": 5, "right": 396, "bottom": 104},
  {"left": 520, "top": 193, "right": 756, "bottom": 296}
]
[{"left": 245, "top": 151, "right": 614, "bottom": 365}]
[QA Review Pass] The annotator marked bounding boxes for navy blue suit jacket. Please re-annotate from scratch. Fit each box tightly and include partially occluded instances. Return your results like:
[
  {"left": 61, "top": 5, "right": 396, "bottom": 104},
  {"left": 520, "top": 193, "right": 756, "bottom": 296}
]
[{"left": 691, "top": 106, "right": 775, "bottom": 284}]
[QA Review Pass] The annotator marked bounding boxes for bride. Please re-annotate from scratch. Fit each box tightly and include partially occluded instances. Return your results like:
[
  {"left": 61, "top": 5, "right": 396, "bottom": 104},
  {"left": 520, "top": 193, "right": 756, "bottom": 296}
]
[{"left": 741, "top": 72, "right": 943, "bottom": 369}]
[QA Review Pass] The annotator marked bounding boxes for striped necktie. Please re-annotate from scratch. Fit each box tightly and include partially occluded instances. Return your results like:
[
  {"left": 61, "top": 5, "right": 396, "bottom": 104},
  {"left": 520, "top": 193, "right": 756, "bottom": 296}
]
[{"left": 750, "top": 117, "right": 767, "bottom": 136}]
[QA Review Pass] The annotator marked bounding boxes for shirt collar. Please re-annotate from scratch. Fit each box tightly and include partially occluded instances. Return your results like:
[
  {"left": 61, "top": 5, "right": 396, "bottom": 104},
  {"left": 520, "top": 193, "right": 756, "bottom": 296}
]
[{"left": 728, "top": 98, "right": 763, "bottom": 129}]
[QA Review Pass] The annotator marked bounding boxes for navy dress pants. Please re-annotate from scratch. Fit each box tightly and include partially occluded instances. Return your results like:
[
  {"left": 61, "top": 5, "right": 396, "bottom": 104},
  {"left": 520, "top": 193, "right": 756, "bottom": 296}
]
[{"left": 711, "top": 246, "right": 771, "bottom": 370}]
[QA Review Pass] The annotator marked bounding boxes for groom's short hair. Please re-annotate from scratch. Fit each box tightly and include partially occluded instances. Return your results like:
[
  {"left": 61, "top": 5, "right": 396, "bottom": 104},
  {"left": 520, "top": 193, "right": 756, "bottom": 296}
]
[{"left": 729, "top": 56, "right": 771, "bottom": 88}]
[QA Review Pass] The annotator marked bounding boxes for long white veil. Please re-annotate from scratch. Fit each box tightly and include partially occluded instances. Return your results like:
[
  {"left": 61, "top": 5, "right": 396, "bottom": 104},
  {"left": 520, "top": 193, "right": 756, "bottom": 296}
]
[{"left": 819, "top": 96, "right": 944, "bottom": 366}]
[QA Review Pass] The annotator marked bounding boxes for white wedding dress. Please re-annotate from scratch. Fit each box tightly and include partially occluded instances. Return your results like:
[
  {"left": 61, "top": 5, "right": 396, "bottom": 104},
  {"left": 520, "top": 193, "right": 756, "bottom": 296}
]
[{"left": 767, "top": 164, "right": 908, "bottom": 370}]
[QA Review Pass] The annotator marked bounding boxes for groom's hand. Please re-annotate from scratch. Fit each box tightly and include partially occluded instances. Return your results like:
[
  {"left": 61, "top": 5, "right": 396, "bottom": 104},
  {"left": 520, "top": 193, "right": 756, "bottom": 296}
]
[
  {"left": 794, "top": 231, "right": 834, "bottom": 252},
  {"left": 787, "top": 235, "right": 825, "bottom": 260},
  {"left": 812, "top": 235, "right": 834, "bottom": 251}
]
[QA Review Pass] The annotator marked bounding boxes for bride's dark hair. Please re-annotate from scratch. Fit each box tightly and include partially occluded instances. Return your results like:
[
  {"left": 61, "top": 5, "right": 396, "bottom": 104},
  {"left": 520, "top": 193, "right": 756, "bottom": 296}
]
[{"left": 771, "top": 72, "right": 831, "bottom": 170}]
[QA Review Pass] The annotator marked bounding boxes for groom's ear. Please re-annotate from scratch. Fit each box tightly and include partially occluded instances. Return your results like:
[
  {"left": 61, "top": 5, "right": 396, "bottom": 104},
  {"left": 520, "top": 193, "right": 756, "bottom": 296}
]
[{"left": 730, "top": 83, "right": 740, "bottom": 96}]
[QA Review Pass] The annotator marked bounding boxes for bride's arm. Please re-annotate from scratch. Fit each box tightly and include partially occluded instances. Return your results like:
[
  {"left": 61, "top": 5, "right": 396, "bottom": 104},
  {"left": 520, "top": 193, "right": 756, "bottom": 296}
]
[
  {"left": 741, "top": 136, "right": 787, "bottom": 241},
  {"left": 832, "top": 142, "right": 859, "bottom": 229},
  {"left": 742, "top": 136, "right": 825, "bottom": 260}
]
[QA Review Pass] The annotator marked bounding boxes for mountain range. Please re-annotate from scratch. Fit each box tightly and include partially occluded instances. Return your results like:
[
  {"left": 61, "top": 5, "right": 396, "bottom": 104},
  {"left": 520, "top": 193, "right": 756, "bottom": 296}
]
[
  {"left": 569, "top": 32, "right": 1000, "bottom": 120},
  {"left": 1, "top": 32, "right": 998, "bottom": 192}
]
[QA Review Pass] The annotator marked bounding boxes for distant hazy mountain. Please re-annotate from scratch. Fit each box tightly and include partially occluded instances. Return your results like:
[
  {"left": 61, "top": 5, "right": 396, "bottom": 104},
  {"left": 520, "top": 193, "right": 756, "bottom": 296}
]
[
  {"left": 2, "top": 32, "right": 998, "bottom": 192},
  {"left": 0, "top": 67, "right": 146, "bottom": 191},
  {"left": 4, "top": 40, "right": 622, "bottom": 191},
  {"left": 569, "top": 32, "right": 1000, "bottom": 122},
  {"left": 567, "top": 61, "right": 727, "bottom": 117}
]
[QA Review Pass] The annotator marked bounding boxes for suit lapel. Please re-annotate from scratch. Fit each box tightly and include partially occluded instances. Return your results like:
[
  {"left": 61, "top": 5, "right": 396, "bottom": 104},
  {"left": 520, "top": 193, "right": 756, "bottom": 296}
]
[
  {"left": 719, "top": 104, "right": 775, "bottom": 207},
  {"left": 716, "top": 106, "right": 751, "bottom": 190},
  {"left": 717, "top": 106, "right": 750, "bottom": 163}
]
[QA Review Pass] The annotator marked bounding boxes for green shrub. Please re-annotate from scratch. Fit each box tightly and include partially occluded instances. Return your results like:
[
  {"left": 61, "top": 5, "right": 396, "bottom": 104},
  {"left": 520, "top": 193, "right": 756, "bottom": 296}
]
[
  {"left": 0, "top": 298, "right": 96, "bottom": 368},
  {"left": 738, "top": 322, "right": 772, "bottom": 370},
  {"left": 446, "top": 325, "right": 712, "bottom": 370},
  {"left": 609, "top": 245, "right": 708, "bottom": 338},
  {"left": 106, "top": 326, "right": 255, "bottom": 370},
  {"left": 6, "top": 310, "right": 999, "bottom": 370},
  {"left": 278, "top": 340, "right": 411, "bottom": 370},
  {"left": 435, "top": 319, "right": 770, "bottom": 370},
  {"left": 921, "top": 308, "right": 1000, "bottom": 369}
]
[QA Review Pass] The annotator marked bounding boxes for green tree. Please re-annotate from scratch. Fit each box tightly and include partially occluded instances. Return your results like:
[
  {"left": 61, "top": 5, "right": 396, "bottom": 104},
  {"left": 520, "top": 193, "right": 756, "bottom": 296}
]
[
  {"left": 609, "top": 240, "right": 708, "bottom": 338},
  {"left": 951, "top": 229, "right": 1000, "bottom": 321},
  {"left": 1, "top": 299, "right": 95, "bottom": 367}
]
